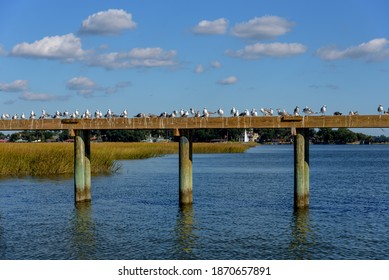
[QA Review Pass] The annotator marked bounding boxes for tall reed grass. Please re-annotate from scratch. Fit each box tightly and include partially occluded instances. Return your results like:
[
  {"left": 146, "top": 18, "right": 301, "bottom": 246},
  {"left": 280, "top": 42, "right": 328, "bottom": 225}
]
[{"left": 0, "top": 142, "right": 256, "bottom": 176}]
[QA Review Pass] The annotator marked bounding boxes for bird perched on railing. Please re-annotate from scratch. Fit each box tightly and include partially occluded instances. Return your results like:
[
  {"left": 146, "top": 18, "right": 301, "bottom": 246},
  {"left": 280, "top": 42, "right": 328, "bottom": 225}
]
[
  {"left": 349, "top": 111, "right": 359, "bottom": 115},
  {"left": 320, "top": 105, "right": 327, "bottom": 115},
  {"left": 378, "top": 104, "right": 384, "bottom": 114},
  {"left": 120, "top": 109, "right": 128, "bottom": 118},
  {"left": 217, "top": 108, "right": 224, "bottom": 117},
  {"left": 302, "top": 106, "right": 315, "bottom": 115},
  {"left": 250, "top": 108, "right": 257, "bottom": 116},
  {"left": 230, "top": 107, "right": 237, "bottom": 116},
  {"left": 260, "top": 108, "right": 273, "bottom": 116},
  {"left": 1, "top": 113, "right": 10, "bottom": 120},
  {"left": 293, "top": 106, "right": 300, "bottom": 116}
]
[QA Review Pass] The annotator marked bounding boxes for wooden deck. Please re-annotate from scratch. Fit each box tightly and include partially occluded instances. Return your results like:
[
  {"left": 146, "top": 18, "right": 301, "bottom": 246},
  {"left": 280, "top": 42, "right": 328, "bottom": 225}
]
[{"left": 0, "top": 115, "right": 388, "bottom": 131}]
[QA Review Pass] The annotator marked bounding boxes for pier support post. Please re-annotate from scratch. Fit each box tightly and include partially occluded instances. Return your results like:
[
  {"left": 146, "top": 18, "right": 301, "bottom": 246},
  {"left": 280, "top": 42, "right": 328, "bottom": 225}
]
[
  {"left": 74, "top": 130, "right": 91, "bottom": 204},
  {"left": 179, "top": 129, "right": 193, "bottom": 205},
  {"left": 294, "top": 128, "right": 309, "bottom": 209}
]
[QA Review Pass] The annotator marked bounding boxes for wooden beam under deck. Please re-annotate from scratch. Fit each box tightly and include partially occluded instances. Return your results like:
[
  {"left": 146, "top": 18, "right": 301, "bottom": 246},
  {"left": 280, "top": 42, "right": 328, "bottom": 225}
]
[{"left": 0, "top": 115, "right": 388, "bottom": 131}]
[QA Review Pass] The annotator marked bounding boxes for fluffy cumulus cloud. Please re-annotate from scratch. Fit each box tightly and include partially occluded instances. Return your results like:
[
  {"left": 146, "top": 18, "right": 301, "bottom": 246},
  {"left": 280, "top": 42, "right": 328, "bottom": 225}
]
[
  {"left": 231, "top": 16, "right": 295, "bottom": 40},
  {"left": 86, "top": 47, "right": 177, "bottom": 69},
  {"left": 194, "top": 64, "right": 205, "bottom": 73},
  {"left": 0, "top": 80, "right": 28, "bottom": 92},
  {"left": 218, "top": 76, "right": 238, "bottom": 85},
  {"left": 11, "top": 33, "right": 85, "bottom": 61},
  {"left": 19, "top": 91, "right": 68, "bottom": 101},
  {"left": 316, "top": 38, "right": 389, "bottom": 61},
  {"left": 192, "top": 18, "right": 228, "bottom": 35},
  {"left": 210, "top": 60, "right": 222, "bottom": 68},
  {"left": 66, "top": 76, "right": 130, "bottom": 97},
  {"left": 226, "top": 42, "right": 307, "bottom": 59},
  {"left": 66, "top": 76, "right": 96, "bottom": 95},
  {"left": 80, "top": 9, "right": 137, "bottom": 35}
]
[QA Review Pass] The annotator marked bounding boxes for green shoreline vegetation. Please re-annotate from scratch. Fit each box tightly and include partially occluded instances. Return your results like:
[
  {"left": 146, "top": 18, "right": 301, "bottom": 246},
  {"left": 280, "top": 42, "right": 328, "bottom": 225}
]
[{"left": 0, "top": 142, "right": 256, "bottom": 177}]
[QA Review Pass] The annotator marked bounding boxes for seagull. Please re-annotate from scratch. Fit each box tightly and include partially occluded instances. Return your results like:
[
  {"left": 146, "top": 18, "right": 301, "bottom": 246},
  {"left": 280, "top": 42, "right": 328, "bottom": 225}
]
[
  {"left": 260, "top": 108, "right": 273, "bottom": 116},
  {"left": 320, "top": 105, "right": 327, "bottom": 115},
  {"left": 293, "top": 106, "right": 300, "bottom": 116},
  {"left": 53, "top": 111, "right": 62, "bottom": 118},
  {"left": 349, "top": 111, "right": 359, "bottom": 115},
  {"left": 189, "top": 108, "right": 196, "bottom": 116},
  {"left": 302, "top": 106, "right": 315, "bottom": 115},
  {"left": 105, "top": 109, "right": 112, "bottom": 118},
  {"left": 74, "top": 109, "right": 80, "bottom": 118},
  {"left": 181, "top": 110, "right": 189, "bottom": 117},
  {"left": 230, "top": 107, "right": 237, "bottom": 116},
  {"left": 250, "top": 108, "right": 257, "bottom": 116},
  {"left": 334, "top": 111, "right": 342, "bottom": 116},
  {"left": 239, "top": 109, "right": 250, "bottom": 116},
  {"left": 63, "top": 110, "right": 69, "bottom": 118},
  {"left": 95, "top": 110, "right": 102, "bottom": 118},
  {"left": 217, "top": 108, "right": 224, "bottom": 117},
  {"left": 120, "top": 109, "right": 128, "bottom": 118},
  {"left": 378, "top": 104, "right": 384, "bottom": 114},
  {"left": 134, "top": 113, "right": 146, "bottom": 118},
  {"left": 194, "top": 110, "right": 201, "bottom": 117},
  {"left": 1, "top": 113, "right": 9, "bottom": 120},
  {"left": 202, "top": 107, "right": 209, "bottom": 117},
  {"left": 159, "top": 112, "right": 167, "bottom": 118},
  {"left": 29, "top": 111, "right": 36, "bottom": 119},
  {"left": 277, "top": 108, "right": 290, "bottom": 116},
  {"left": 12, "top": 114, "right": 19, "bottom": 120},
  {"left": 20, "top": 113, "right": 26, "bottom": 119}
]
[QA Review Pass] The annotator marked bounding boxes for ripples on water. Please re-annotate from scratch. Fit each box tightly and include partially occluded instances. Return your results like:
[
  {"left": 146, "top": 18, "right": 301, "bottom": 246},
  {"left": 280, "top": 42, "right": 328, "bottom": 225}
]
[{"left": 0, "top": 145, "right": 388, "bottom": 259}]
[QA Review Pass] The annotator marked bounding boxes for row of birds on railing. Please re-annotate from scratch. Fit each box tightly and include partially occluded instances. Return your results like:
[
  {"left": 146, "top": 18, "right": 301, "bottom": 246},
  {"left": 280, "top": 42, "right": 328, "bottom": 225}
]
[{"left": 0, "top": 105, "right": 387, "bottom": 120}]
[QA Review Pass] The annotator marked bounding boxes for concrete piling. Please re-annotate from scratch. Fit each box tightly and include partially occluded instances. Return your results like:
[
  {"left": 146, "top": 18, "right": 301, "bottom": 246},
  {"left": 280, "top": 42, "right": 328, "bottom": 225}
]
[
  {"left": 179, "top": 130, "right": 193, "bottom": 205},
  {"left": 294, "top": 128, "right": 309, "bottom": 208},
  {"left": 74, "top": 130, "right": 91, "bottom": 204}
]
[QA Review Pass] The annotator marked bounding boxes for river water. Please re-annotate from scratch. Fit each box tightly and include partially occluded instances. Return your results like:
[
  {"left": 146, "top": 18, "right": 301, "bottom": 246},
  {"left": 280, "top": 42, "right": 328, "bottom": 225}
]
[{"left": 0, "top": 145, "right": 388, "bottom": 260}]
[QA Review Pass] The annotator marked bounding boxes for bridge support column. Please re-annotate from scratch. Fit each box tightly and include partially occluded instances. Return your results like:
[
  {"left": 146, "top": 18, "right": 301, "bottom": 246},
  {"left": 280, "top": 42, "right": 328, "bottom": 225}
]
[
  {"left": 294, "top": 128, "right": 309, "bottom": 209},
  {"left": 74, "top": 130, "right": 91, "bottom": 205},
  {"left": 179, "top": 129, "right": 193, "bottom": 205}
]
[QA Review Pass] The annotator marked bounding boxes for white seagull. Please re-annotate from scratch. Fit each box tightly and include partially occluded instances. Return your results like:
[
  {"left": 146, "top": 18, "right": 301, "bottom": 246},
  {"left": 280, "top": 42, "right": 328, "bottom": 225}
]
[
  {"left": 378, "top": 104, "right": 384, "bottom": 114},
  {"left": 320, "top": 105, "right": 327, "bottom": 115},
  {"left": 293, "top": 106, "right": 300, "bottom": 116},
  {"left": 217, "top": 108, "right": 224, "bottom": 117}
]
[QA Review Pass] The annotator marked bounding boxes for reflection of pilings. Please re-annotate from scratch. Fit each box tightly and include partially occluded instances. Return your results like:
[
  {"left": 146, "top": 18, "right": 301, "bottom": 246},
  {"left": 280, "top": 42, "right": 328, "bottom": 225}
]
[
  {"left": 71, "top": 202, "right": 96, "bottom": 259},
  {"left": 175, "top": 204, "right": 197, "bottom": 259},
  {"left": 74, "top": 130, "right": 91, "bottom": 204},
  {"left": 179, "top": 130, "right": 193, "bottom": 205},
  {"left": 289, "top": 208, "right": 314, "bottom": 259},
  {"left": 294, "top": 128, "right": 309, "bottom": 208}
]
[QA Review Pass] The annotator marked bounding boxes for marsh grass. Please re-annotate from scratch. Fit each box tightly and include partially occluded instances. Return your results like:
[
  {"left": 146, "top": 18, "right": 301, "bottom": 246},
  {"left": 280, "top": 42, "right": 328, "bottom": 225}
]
[{"left": 0, "top": 142, "right": 256, "bottom": 176}]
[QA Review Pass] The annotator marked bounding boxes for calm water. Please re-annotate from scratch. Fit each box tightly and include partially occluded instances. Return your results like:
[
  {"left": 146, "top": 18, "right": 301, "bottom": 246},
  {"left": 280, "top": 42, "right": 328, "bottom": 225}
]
[{"left": 0, "top": 145, "right": 388, "bottom": 260}]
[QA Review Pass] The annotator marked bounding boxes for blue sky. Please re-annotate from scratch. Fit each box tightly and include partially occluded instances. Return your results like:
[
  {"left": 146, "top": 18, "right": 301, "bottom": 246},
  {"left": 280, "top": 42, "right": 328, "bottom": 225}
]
[{"left": 1, "top": 0, "right": 389, "bottom": 135}]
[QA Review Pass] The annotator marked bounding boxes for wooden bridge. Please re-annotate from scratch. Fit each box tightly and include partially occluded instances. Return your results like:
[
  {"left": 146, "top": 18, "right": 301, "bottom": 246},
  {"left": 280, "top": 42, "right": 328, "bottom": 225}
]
[{"left": 1, "top": 115, "right": 388, "bottom": 209}]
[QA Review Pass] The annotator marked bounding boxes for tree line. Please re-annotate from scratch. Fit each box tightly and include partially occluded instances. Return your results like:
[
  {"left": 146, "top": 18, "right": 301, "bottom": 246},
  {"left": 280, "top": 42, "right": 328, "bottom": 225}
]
[{"left": 1, "top": 128, "right": 388, "bottom": 144}]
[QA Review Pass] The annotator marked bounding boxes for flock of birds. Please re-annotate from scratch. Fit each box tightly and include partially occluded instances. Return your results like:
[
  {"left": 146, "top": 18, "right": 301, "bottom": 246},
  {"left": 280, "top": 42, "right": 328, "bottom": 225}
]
[{"left": 0, "top": 105, "right": 388, "bottom": 120}]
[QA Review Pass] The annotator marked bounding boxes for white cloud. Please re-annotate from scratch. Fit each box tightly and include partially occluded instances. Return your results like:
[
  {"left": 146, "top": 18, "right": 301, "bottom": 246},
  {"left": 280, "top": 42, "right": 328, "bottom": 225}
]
[
  {"left": 80, "top": 9, "right": 137, "bottom": 35},
  {"left": 66, "top": 76, "right": 96, "bottom": 95},
  {"left": 20, "top": 91, "right": 68, "bottom": 101},
  {"left": 66, "top": 76, "right": 131, "bottom": 96},
  {"left": 218, "top": 76, "right": 238, "bottom": 85},
  {"left": 211, "top": 60, "right": 222, "bottom": 68},
  {"left": 86, "top": 47, "right": 177, "bottom": 69},
  {"left": 231, "top": 16, "right": 295, "bottom": 40},
  {"left": 192, "top": 18, "right": 228, "bottom": 35},
  {"left": 194, "top": 64, "right": 205, "bottom": 73},
  {"left": 227, "top": 42, "right": 307, "bottom": 59},
  {"left": 11, "top": 33, "right": 85, "bottom": 61},
  {"left": 0, "top": 80, "right": 28, "bottom": 92},
  {"left": 316, "top": 38, "right": 389, "bottom": 61}
]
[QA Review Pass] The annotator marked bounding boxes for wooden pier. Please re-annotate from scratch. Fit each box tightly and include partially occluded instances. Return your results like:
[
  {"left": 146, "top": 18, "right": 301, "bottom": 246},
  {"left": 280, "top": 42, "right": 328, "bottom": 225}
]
[{"left": 1, "top": 115, "right": 388, "bottom": 209}]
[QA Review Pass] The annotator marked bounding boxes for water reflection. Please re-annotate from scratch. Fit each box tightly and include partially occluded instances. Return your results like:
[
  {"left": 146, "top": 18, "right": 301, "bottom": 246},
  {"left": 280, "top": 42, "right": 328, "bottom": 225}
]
[
  {"left": 174, "top": 205, "right": 197, "bottom": 259},
  {"left": 68, "top": 202, "right": 97, "bottom": 259},
  {"left": 288, "top": 208, "right": 315, "bottom": 259}
]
